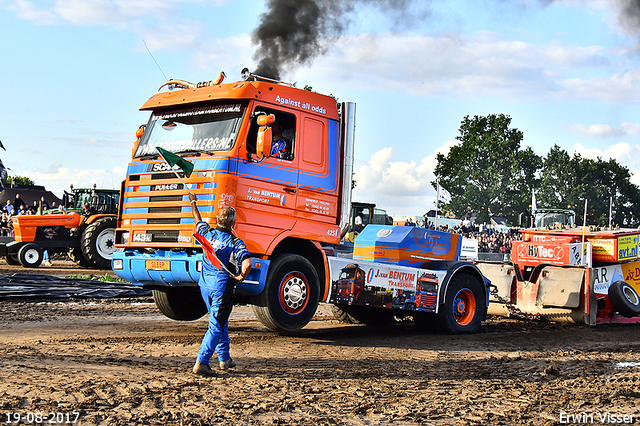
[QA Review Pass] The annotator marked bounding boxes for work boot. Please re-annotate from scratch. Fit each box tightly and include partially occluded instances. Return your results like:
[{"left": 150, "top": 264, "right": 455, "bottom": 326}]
[
  {"left": 192, "top": 361, "right": 217, "bottom": 377},
  {"left": 219, "top": 358, "right": 236, "bottom": 370}
]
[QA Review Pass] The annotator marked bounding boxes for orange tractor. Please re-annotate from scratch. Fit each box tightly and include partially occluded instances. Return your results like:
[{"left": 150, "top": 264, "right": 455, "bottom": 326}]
[{"left": 1, "top": 186, "right": 119, "bottom": 268}]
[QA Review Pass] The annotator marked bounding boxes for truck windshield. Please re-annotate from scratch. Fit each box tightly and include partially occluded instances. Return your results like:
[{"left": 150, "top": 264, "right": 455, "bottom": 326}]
[
  {"left": 135, "top": 104, "right": 245, "bottom": 158},
  {"left": 339, "top": 269, "right": 357, "bottom": 280},
  {"left": 534, "top": 211, "right": 575, "bottom": 228}
]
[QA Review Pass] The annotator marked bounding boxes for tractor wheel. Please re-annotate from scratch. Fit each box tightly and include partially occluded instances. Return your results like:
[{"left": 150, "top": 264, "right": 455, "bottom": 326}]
[
  {"left": 152, "top": 287, "right": 207, "bottom": 321},
  {"left": 81, "top": 217, "right": 117, "bottom": 269},
  {"left": 5, "top": 253, "right": 19, "bottom": 265},
  {"left": 435, "top": 272, "right": 484, "bottom": 334},
  {"left": 69, "top": 247, "right": 91, "bottom": 267},
  {"left": 251, "top": 254, "right": 320, "bottom": 332},
  {"left": 608, "top": 281, "right": 640, "bottom": 318},
  {"left": 18, "top": 243, "right": 43, "bottom": 268}
]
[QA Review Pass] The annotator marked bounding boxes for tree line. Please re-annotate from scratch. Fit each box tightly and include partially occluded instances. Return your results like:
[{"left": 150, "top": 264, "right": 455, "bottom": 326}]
[{"left": 434, "top": 114, "right": 640, "bottom": 227}]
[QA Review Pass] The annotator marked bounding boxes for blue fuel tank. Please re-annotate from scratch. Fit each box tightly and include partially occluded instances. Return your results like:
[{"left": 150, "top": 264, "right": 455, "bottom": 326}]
[{"left": 353, "top": 225, "right": 461, "bottom": 267}]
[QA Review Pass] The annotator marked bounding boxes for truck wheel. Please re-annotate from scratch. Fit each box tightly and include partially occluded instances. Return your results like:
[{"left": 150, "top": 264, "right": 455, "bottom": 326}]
[
  {"left": 152, "top": 287, "right": 207, "bottom": 321},
  {"left": 18, "top": 243, "right": 43, "bottom": 268},
  {"left": 436, "top": 272, "right": 484, "bottom": 334},
  {"left": 69, "top": 247, "right": 91, "bottom": 267},
  {"left": 5, "top": 254, "right": 19, "bottom": 265},
  {"left": 81, "top": 217, "right": 117, "bottom": 269},
  {"left": 608, "top": 281, "right": 640, "bottom": 318},
  {"left": 252, "top": 254, "right": 320, "bottom": 332}
]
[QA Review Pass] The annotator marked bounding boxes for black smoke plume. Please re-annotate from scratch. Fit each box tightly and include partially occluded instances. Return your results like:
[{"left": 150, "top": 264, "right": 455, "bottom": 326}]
[
  {"left": 251, "top": 0, "right": 423, "bottom": 80},
  {"left": 618, "top": 0, "right": 640, "bottom": 37}
]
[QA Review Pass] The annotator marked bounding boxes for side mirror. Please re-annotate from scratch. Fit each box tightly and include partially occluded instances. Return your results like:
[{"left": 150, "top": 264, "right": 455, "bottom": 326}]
[
  {"left": 132, "top": 125, "right": 145, "bottom": 159},
  {"left": 256, "top": 114, "right": 275, "bottom": 159}
]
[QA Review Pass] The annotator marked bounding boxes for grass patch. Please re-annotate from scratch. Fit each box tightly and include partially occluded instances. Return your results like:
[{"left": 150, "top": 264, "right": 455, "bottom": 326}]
[{"left": 66, "top": 273, "right": 129, "bottom": 283}]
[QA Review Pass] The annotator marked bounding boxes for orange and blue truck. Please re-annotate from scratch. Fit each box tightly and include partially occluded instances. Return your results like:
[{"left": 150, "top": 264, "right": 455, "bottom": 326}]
[{"left": 111, "top": 69, "right": 490, "bottom": 333}]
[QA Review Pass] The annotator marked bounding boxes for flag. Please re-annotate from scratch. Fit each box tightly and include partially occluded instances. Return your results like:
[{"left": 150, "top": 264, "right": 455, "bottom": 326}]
[
  {"left": 193, "top": 233, "right": 233, "bottom": 276},
  {"left": 610, "top": 197, "right": 617, "bottom": 225},
  {"left": 437, "top": 184, "right": 452, "bottom": 204},
  {"left": 156, "top": 146, "right": 194, "bottom": 178},
  {"left": 532, "top": 189, "right": 537, "bottom": 211}
]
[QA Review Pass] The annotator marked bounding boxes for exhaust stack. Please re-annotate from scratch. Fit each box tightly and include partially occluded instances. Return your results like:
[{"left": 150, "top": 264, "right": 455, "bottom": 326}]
[{"left": 339, "top": 102, "right": 356, "bottom": 232}]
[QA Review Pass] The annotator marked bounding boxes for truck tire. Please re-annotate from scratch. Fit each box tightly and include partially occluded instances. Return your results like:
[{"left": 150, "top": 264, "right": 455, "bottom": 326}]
[
  {"left": 435, "top": 272, "right": 484, "bottom": 334},
  {"left": 152, "top": 287, "right": 207, "bottom": 321},
  {"left": 252, "top": 254, "right": 320, "bottom": 332},
  {"left": 18, "top": 243, "right": 43, "bottom": 268},
  {"left": 69, "top": 247, "right": 91, "bottom": 267},
  {"left": 81, "top": 217, "right": 117, "bottom": 269},
  {"left": 608, "top": 281, "right": 640, "bottom": 318},
  {"left": 5, "top": 254, "right": 19, "bottom": 265}
]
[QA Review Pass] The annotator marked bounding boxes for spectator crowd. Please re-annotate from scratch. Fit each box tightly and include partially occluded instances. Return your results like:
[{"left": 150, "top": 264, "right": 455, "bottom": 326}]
[{"left": 407, "top": 217, "right": 522, "bottom": 254}]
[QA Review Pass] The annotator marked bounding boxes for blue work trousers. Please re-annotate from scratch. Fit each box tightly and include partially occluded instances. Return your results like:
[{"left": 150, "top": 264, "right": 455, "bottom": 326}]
[{"left": 196, "top": 275, "right": 235, "bottom": 365}]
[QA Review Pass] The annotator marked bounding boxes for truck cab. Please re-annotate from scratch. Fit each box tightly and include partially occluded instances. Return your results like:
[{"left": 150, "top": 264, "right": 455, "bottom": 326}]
[{"left": 112, "top": 71, "right": 356, "bottom": 331}]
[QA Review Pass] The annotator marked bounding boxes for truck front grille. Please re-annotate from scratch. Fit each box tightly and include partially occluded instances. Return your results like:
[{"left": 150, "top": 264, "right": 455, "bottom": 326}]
[
  {"left": 150, "top": 195, "right": 183, "bottom": 202},
  {"left": 148, "top": 218, "right": 181, "bottom": 225},
  {"left": 152, "top": 172, "right": 184, "bottom": 180},
  {"left": 149, "top": 230, "right": 180, "bottom": 242},
  {"left": 148, "top": 207, "right": 182, "bottom": 214}
]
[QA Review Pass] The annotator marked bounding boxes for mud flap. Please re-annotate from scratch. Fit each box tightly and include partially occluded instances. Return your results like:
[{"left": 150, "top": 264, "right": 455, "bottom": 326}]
[
  {"left": 585, "top": 268, "right": 597, "bottom": 326},
  {"left": 475, "top": 261, "right": 516, "bottom": 303},
  {"left": 536, "top": 266, "right": 585, "bottom": 308},
  {"left": 536, "top": 265, "right": 596, "bottom": 325}
]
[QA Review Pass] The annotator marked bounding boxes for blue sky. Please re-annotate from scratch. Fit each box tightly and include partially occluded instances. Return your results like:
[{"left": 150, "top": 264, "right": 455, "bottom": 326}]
[{"left": 2, "top": 0, "right": 640, "bottom": 218}]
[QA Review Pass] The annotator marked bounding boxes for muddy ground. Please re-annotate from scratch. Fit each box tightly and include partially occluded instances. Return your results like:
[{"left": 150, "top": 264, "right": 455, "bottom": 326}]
[{"left": 1, "top": 264, "right": 640, "bottom": 425}]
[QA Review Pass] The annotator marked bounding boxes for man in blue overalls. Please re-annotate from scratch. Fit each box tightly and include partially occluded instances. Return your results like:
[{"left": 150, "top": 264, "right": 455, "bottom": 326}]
[{"left": 189, "top": 192, "right": 252, "bottom": 377}]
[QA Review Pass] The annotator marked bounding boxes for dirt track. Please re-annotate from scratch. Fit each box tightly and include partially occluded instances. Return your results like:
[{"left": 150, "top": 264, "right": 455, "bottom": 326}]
[{"left": 1, "top": 286, "right": 640, "bottom": 426}]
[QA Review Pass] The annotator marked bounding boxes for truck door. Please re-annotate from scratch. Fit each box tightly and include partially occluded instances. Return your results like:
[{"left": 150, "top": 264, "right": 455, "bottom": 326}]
[
  {"left": 294, "top": 115, "right": 339, "bottom": 224},
  {"left": 236, "top": 106, "right": 299, "bottom": 236}
]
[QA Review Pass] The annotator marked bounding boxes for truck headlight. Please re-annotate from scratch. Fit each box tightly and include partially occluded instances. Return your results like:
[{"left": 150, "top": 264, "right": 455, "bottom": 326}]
[
  {"left": 120, "top": 231, "right": 130, "bottom": 245},
  {"left": 196, "top": 260, "right": 202, "bottom": 273},
  {"left": 113, "top": 259, "right": 123, "bottom": 270}
]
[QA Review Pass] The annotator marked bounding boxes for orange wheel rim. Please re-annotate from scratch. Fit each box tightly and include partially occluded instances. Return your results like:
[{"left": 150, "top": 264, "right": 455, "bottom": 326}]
[{"left": 453, "top": 288, "right": 476, "bottom": 326}]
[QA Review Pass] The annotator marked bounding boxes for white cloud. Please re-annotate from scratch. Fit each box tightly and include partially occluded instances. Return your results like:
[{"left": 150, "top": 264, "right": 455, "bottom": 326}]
[
  {"left": 18, "top": 163, "right": 126, "bottom": 197},
  {"left": 190, "top": 34, "right": 254, "bottom": 74},
  {"left": 5, "top": 0, "right": 214, "bottom": 53},
  {"left": 293, "top": 32, "right": 625, "bottom": 102},
  {"left": 352, "top": 140, "right": 458, "bottom": 216},
  {"left": 560, "top": 67, "right": 640, "bottom": 103},
  {"left": 7, "top": 0, "right": 59, "bottom": 25},
  {"left": 572, "top": 122, "right": 640, "bottom": 138},
  {"left": 573, "top": 141, "right": 640, "bottom": 185}
]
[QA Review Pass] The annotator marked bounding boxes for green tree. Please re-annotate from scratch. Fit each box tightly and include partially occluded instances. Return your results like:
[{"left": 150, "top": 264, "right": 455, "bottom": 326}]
[
  {"left": 434, "top": 114, "right": 542, "bottom": 224},
  {"left": 539, "top": 145, "right": 640, "bottom": 226},
  {"left": 6, "top": 175, "right": 35, "bottom": 186}
]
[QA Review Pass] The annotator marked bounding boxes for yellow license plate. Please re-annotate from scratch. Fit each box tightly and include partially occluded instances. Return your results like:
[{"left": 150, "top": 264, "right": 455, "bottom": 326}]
[{"left": 146, "top": 260, "right": 170, "bottom": 271}]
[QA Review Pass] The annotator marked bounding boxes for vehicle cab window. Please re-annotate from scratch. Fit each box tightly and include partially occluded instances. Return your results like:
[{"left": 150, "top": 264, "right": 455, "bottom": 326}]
[{"left": 246, "top": 108, "right": 296, "bottom": 161}]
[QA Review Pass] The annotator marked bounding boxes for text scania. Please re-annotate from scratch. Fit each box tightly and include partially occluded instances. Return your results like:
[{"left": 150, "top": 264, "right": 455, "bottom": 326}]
[{"left": 274, "top": 95, "right": 327, "bottom": 115}]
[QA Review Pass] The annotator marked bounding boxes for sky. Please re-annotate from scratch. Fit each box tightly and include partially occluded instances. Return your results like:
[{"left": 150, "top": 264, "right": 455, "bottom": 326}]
[{"left": 2, "top": 0, "right": 640, "bottom": 218}]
